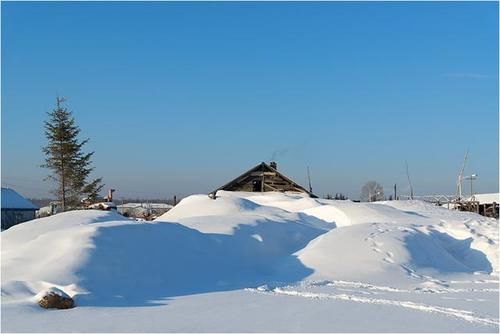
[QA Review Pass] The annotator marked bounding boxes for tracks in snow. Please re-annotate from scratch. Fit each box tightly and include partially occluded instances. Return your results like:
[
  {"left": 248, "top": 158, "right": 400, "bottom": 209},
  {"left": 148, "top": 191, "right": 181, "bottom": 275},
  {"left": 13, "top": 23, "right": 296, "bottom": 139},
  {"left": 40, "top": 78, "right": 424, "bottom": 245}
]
[
  {"left": 306, "top": 279, "right": 499, "bottom": 294},
  {"left": 247, "top": 279, "right": 499, "bottom": 327},
  {"left": 260, "top": 288, "right": 498, "bottom": 326}
]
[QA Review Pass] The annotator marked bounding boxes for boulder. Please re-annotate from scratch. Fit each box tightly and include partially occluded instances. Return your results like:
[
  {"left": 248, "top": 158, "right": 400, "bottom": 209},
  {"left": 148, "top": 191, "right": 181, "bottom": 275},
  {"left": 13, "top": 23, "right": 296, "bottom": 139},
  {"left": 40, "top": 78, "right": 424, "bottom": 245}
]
[{"left": 37, "top": 287, "right": 74, "bottom": 309}]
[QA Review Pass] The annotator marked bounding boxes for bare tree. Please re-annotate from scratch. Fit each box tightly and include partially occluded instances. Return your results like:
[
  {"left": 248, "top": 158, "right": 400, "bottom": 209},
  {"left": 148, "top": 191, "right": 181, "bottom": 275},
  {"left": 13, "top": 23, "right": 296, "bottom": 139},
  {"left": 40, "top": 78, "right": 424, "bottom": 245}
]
[
  {"left": 335, "top": 193, "right": 348, "bottom": 200},
  {"left": 360, "top": 181, "right": 384, "bottom": 202}
]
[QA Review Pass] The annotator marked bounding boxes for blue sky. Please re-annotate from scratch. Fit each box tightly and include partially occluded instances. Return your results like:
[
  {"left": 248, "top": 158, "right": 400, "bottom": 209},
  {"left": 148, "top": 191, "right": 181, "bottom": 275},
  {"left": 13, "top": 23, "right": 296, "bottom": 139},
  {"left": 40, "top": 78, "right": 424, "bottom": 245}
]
[{"left": 2, "top": 1, "right": 498, "bottom": 200}]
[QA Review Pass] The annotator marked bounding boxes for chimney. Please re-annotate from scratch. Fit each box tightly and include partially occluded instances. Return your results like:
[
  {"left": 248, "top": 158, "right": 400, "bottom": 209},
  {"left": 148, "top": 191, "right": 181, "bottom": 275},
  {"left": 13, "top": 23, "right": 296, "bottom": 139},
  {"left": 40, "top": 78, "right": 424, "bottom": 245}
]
[
  {"left": 270, "top": 161, "right": 277, "bottom": 170},
  {"left": 106, "top": 189, "right": 115, "bottom": 202}
]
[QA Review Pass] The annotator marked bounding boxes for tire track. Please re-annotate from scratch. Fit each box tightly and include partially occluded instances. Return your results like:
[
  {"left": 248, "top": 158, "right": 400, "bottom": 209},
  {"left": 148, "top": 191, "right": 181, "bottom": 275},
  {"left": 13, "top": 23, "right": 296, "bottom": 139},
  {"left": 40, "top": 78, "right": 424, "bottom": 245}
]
[{"left": 248, "top": 287, "right": 499, "bottom": 327}]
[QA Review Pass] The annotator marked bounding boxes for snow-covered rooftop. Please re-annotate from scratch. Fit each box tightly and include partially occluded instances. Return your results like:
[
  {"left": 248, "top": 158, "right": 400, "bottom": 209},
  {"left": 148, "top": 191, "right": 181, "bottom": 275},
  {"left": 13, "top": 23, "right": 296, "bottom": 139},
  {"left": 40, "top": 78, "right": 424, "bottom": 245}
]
[
  {"left": 1, "top": 188, "right": 38, "bottom": 210},
  {"left": 466, "top": 193, "right": 500, "bottom": 204}
]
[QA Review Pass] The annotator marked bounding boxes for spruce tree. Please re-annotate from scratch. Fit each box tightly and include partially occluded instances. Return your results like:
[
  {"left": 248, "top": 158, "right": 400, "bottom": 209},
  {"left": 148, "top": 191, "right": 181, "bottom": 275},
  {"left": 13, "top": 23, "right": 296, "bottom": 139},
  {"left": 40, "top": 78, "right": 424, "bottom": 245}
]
[{"left": 42, "top": 97, "right": 103, "bottom": 211}]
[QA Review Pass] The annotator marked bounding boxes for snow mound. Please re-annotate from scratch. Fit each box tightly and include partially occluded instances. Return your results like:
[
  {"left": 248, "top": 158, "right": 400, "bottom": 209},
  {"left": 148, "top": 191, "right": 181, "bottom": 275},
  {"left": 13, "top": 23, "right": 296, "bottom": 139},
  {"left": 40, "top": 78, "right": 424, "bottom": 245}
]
[
  {"left": 2, "top": 196, "right": 331, "bottom": 307},
  {"left": 156, "top": 192, "right": 332, "bottom": 234},
  {"left": 1, "top": 210, "right": 131, "bottom": 301},
  {"left": 160, "top": 193, "right": 261, "bottom": 220},
  {"left": 297, "top": 222, "right": 494, "bottom": 286},
  {"left": 2, "top": 192, "right": 497, "bottom": 311},
  {"left": 301, "top": 202, "right": 353, "bottom": 226}
]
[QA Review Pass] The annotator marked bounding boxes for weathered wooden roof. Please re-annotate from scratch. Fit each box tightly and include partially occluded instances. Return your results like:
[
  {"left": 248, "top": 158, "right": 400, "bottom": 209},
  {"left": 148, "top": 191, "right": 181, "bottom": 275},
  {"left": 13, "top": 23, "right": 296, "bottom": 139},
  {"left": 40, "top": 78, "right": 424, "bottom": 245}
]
[{"left": 209, "top": 162, "right": 317, "bottom": 198}]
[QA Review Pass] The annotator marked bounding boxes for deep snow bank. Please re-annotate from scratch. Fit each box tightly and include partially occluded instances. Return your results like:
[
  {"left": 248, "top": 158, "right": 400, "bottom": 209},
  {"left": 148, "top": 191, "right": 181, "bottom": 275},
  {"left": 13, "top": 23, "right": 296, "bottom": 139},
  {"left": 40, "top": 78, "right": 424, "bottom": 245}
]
[
  {"left": 156, "top": 192, "right": 332, "bottom": 234},
  {"left": 296, "top": 198, "right": 499, "bottom": 283},
  {"left": 2, "top": 195, "right": 332, "bottom": 307},
  {"left": 2, "top": 192, "right": 498, "bottom": 309},
  {"left": 1, "top": 210, "right": 129, "bottom": 300},
  {"left": 297, "top": 222, "right": 494, "bottom": 286}
]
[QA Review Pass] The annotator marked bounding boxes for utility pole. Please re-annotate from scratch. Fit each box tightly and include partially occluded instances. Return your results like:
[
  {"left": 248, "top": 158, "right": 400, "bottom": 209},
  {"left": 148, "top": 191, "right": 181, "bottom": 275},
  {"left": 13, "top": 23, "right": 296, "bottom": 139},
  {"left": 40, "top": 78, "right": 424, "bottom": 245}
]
[
  {"left": 394, "top": 184, "right": 397, "bottom": 200},
  {"left": 405, "top": 161, "right": 414, "bottom": 200},
  {"left": 307, "top": 166, "right": 313, "bottom": 194},
  {"left": 456, "top": 149, "right": 469, "bottom": 201}
]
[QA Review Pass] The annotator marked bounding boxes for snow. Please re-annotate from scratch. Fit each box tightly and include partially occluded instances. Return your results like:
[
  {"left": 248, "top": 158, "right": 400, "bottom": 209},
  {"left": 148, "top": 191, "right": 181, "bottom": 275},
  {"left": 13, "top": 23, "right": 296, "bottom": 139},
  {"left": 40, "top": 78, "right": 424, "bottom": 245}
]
[
  {"left": 1, "top": 188, "right": 38, "bottom": 210},
  {"left": 466, "top": 193, "right": 500, "bottom": 204},
  {"left": 1, "top": 192, "right": 498, "bottom": 332},
  {"left": 35, "top": 287, "right": 72, "bottom": 300},
  {"left": 117, "top": 202, "right": 173, "bottom": 209},
  {"left": 86, "top": 201, "right": 117, "bottom": 210}
]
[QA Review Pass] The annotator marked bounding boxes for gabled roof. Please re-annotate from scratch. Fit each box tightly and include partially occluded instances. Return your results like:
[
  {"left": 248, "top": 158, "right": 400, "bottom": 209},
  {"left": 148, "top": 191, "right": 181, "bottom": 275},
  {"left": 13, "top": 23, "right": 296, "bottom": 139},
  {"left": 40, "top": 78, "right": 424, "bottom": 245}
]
[
  {"left": 1, "top": 188, "right": 39, "bottom": 210},
  {"left": 209, "top": 162, "right": 317, "bottom": 198}
]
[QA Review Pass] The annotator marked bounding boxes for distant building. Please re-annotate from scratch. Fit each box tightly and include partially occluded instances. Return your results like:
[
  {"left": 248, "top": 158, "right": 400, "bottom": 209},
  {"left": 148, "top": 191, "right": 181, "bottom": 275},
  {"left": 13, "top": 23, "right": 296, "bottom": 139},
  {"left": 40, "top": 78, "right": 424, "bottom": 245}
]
[
  {"left": 209, "top": 161, "right": 317, "bottom": 198},
  {"left": 466, "top": 193, "right": 500, "bottom": 205},
  {"left": 1, "top": 188, "right": 39, "bottom": 230},
  {"left": 87, "top": 201, "right": 117, "bottom": 211},
  {"left": 37, "top": 202, "right": 61, "bottom": 217},
  {"left": 465, "top": 193, "right": 499, "bottom": 218},
  {"left": 117, "top": 203, "right": 173, "bottom": 219}
]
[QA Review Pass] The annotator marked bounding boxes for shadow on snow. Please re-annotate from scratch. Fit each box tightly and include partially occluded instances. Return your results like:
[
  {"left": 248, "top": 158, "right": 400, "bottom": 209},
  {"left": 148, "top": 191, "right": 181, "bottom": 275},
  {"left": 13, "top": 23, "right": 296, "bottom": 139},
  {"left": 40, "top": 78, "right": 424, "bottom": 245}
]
[
  {"left": 404, "top": 229, "right": 492, "bottom": 275},
  {"left": 74, "top": 217, "right": 328, "bottom": 307}
]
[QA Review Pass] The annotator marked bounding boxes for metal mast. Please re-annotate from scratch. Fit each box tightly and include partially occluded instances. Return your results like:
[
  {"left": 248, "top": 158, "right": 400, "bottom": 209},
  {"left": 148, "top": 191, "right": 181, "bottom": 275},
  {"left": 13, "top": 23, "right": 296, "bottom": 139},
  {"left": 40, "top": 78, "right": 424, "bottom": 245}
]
[
  {"left": 307, "top": 166, "right": 313, "bottom": 194},
  {"left": 456, "top": 149, "right": 469, "bottom": 201},
  {"left": 405, "top": 161, "right": 414, "bottom": 200}
]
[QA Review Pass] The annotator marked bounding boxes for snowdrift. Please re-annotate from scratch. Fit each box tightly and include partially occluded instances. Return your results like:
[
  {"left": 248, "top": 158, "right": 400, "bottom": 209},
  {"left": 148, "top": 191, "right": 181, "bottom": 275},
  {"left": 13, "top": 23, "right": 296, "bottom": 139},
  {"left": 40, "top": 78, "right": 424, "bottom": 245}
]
[
  {"left": 2, "top": 196, "right": 332, "bottom": 307},
  {"left": 298, "top": 222, "right": 493, "bottom": 286},
  {"left": 2, "top": 191, "right": 498, "bottom": 309}
]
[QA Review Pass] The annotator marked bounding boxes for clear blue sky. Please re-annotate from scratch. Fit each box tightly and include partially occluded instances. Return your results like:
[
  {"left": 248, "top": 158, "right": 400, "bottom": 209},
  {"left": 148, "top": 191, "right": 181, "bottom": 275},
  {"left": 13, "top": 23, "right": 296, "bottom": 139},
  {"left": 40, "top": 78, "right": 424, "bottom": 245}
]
[{"left": 2, "top": 1, "right": 498, "bottom": 200}]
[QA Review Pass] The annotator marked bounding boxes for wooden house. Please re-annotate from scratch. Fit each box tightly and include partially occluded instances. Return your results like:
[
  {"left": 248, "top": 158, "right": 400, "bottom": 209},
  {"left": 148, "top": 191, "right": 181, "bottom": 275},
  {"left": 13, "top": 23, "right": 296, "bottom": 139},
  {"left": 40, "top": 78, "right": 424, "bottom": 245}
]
[{"left": 209, "top": 162, "right": 317, "bottom": 198}]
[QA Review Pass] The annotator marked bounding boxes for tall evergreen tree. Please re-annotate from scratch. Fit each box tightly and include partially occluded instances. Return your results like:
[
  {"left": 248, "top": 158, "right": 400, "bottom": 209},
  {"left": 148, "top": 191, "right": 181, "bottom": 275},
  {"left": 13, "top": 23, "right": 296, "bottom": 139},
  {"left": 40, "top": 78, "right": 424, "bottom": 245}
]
[{"left": 42, "top": 97, "right": 103, "bottom": 211}]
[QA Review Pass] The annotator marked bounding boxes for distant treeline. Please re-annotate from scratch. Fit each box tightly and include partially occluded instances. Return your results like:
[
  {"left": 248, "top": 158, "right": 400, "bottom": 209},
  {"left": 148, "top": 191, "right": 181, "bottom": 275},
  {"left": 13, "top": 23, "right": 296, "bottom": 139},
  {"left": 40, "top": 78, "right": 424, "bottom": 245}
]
[
  {"left": 114, "top": 198, "right": 180, "bottom": 205},
  {"left": 29, "top": 197, "right": 180, "bottom": 208}
]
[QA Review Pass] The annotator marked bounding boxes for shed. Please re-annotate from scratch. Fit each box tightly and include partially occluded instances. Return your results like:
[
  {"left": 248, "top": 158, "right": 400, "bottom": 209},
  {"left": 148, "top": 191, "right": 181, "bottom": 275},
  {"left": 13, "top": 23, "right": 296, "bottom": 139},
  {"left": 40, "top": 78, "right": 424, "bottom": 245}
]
[
  {"left": 1, "top": 188, "right": 39, "bottom": 230},
  {"left": 209, "top": 161, "right": 317, "bottom": 198},
  {"left": 466, "top": 193, "right": 500, "bottom": 205},
  {"left": 465, "top": 193, "right": 499, "bottom": 218},
  {"left": 117, "top": 202, "right": 173, "bottom": 219}
]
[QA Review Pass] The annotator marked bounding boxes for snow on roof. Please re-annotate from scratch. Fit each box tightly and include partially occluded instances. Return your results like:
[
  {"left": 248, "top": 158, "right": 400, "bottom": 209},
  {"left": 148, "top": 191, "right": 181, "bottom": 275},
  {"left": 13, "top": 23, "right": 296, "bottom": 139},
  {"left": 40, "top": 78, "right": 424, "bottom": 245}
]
[
  {"left": 467, "top": 193, "right": 500, "bottom": 204},
  {"left": 87, "top": 202, "right": 117, "bottom": 210},
  {"left": 1, "top": 188, "right": 38, "bottom": 210}
]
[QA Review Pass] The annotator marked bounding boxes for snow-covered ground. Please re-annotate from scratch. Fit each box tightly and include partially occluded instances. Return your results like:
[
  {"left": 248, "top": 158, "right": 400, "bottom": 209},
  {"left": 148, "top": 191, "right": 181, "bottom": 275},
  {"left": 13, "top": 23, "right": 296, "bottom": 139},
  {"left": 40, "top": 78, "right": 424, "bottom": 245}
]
[{"left": 2, "top": 191, "right": 498, "bottom": 332}]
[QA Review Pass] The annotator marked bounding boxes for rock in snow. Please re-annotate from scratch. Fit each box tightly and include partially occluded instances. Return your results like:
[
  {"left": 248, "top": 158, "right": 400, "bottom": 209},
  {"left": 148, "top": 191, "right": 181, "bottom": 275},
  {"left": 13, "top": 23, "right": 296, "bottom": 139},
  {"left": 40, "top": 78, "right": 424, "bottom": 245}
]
[
  {"left": 1, "top": 191, "right": 498, "bottom": 332},
  {"left": 37, "top": 287, "right": 74, "bottom": 309}
]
